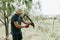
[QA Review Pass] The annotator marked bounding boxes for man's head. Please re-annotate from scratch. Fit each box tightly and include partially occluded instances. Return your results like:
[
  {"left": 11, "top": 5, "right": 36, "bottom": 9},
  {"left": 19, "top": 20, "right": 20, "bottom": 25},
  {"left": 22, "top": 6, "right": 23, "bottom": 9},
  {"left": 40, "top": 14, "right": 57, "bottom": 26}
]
[{"left": 15, "top": 8, "right": 23, "bottom": 15}]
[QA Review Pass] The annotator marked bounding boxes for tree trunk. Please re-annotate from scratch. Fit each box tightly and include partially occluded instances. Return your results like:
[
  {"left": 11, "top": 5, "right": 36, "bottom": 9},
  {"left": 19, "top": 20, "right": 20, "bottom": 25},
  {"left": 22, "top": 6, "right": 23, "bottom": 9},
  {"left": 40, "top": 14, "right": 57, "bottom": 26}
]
[{"left": 4, "top": 12, "right": 9, "bottom": 40}]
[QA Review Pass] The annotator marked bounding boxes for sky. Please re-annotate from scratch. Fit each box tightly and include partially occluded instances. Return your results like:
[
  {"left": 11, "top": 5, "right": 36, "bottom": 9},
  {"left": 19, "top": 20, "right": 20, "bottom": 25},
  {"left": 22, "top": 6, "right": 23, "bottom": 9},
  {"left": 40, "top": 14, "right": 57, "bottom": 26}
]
[
  {"left": 13, "top": 0, "right": 60, "bottom": 17},
  {"left": 33, "top": 0, "right": 60, "bottom": 17}
]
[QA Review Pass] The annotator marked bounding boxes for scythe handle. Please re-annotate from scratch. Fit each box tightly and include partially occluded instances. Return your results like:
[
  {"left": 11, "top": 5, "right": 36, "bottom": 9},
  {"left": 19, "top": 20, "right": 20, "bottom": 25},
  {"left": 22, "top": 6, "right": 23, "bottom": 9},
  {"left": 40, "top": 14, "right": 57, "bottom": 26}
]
[{"left": 23, "top": 14, "right": 35, "bottom": 28}]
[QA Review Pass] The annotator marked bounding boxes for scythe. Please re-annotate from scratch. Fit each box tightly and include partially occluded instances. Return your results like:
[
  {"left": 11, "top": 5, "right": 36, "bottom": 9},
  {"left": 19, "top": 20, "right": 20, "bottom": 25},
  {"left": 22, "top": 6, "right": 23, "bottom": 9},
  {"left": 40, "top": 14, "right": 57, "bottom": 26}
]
[{"left": 23, "top": 13, "right": 35, "bottom": 28}]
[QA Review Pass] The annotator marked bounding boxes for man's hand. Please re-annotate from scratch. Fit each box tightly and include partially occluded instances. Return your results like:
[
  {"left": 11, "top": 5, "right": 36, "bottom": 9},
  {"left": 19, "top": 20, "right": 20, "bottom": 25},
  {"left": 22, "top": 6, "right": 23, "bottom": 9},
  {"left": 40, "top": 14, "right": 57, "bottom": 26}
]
[
  {"left": 25, "top": 24, "right": 29, "bottom": 28},
  {"left": 26, "top": 23, "right": 35, "bottom": 28}
]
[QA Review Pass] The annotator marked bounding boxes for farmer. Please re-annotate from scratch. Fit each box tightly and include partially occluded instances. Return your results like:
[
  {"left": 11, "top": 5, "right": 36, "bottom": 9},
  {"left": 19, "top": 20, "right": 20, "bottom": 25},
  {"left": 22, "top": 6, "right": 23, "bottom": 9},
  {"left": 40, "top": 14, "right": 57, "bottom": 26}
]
[{"left": 11, "top": 8, "right": 31, "bottom": 40}]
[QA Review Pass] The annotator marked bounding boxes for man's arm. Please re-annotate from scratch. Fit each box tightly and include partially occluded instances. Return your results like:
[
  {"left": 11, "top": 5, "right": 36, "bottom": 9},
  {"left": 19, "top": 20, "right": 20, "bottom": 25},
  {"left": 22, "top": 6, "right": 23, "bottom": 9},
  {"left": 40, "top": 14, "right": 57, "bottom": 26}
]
[
  {"left": 22, "top": 18, "right": 31, "bottom": 25},
  {"left": 14, "top": 21, "right": 29, "bottom": 28}
]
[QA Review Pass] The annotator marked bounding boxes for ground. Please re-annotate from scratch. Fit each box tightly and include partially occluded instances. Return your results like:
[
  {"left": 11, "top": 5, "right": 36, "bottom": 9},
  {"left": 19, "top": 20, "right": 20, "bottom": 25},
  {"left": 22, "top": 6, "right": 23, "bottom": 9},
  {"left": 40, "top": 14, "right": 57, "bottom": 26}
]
[{"left": 0, "top": 18, "right": 60, "bottom": 40}]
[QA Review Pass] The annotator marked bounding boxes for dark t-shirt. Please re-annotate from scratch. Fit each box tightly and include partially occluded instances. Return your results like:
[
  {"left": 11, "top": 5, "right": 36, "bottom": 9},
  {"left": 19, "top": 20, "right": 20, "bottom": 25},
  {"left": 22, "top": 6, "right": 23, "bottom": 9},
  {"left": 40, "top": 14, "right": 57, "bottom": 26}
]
[{"left": 11, "top": 14, "right": 22, "bottom": 35}]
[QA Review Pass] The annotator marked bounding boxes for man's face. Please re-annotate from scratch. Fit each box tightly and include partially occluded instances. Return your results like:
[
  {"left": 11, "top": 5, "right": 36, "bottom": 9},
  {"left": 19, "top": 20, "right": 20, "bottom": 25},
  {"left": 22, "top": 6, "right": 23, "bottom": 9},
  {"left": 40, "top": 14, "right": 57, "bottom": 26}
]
[{"left": 16, "top": 9, "right": 23, "bottom": 15}]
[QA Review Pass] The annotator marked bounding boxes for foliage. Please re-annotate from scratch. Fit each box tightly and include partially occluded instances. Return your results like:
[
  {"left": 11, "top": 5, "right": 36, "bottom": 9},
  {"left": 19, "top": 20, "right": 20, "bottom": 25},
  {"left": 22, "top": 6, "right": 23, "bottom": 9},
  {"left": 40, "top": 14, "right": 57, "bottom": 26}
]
[
  {"left": 25, "top": 0, "right": 32, "bottom": 11},
  {"left": 0, "top": 0, "right": 15, "bottom": 17}
]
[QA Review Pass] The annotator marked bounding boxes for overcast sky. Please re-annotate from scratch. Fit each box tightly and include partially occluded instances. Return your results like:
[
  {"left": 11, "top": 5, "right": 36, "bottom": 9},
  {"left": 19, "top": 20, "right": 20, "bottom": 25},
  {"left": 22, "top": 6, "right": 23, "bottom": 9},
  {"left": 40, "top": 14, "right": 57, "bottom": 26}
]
[{"left": 32, "top": 0, "right": 60, "bottom": 17}]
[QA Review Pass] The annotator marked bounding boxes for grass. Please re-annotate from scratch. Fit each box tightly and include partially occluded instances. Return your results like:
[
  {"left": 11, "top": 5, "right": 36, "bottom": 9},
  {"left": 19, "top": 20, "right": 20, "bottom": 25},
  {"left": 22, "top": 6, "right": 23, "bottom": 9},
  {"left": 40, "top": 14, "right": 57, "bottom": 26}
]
[{"left": 0, "top": 19, "right": 60, "bottom": 40}]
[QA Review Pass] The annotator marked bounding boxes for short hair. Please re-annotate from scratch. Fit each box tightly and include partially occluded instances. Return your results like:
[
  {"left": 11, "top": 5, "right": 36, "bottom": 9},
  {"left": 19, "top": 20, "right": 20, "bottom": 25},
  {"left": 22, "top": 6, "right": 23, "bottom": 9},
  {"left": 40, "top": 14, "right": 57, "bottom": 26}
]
[{"left": 15, "top": 7, "right": 22, "bottom": 12}]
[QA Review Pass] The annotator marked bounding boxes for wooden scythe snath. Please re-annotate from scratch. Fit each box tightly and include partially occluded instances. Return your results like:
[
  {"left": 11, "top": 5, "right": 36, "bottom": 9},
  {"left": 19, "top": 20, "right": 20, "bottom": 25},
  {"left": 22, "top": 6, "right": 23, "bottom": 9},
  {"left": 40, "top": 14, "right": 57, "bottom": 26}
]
[{"left": 23, "top": 14, "right": 35, "bottom": 28}]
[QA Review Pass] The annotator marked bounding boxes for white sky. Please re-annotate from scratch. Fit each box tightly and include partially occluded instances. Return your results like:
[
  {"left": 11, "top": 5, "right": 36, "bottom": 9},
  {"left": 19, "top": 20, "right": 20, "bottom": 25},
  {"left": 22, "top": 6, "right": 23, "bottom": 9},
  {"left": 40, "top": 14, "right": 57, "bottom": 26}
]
[
  {"left": 14, "top": 0, "right": 60, "bottom": 17},
  {"left": 32, "top": 0, "right": 60, "bottom": 17}
]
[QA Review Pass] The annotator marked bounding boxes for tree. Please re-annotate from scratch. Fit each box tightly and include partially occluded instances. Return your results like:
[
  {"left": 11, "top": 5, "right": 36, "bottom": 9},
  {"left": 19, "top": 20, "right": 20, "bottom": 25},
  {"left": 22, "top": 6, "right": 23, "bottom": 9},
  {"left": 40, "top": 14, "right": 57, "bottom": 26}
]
[{"left": 0, "top": 0, "right": 15, "bottom": 40}]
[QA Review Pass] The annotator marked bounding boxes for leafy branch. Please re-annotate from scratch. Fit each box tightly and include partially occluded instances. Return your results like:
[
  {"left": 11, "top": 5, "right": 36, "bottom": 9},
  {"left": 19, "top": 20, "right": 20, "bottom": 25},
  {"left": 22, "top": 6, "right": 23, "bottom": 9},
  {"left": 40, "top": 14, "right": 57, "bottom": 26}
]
[{"left": 0, "top": 19, "right": 5, "bottom": 25}]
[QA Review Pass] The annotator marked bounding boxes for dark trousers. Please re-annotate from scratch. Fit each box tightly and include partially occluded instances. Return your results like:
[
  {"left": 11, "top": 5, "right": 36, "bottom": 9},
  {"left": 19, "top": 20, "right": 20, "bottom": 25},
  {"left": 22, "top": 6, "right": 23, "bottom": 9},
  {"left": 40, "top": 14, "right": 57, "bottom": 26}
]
[{"left": 12, "top": 34, "right": 22, "bottom": 40}]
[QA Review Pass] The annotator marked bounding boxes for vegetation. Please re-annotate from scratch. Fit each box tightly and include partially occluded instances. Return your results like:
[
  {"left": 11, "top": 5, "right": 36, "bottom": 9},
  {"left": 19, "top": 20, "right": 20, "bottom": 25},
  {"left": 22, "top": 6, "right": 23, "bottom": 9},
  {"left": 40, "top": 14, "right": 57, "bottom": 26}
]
[{"left": 0, "top": 0, "right": 60, "bottom": 40}]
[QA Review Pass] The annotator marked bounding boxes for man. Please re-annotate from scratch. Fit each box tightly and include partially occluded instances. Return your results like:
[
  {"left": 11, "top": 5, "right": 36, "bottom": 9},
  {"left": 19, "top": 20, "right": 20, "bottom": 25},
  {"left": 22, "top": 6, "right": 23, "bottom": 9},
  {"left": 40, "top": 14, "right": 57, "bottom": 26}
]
[{"left": 11, "top": 8, "right": 31, "bottom": 40}]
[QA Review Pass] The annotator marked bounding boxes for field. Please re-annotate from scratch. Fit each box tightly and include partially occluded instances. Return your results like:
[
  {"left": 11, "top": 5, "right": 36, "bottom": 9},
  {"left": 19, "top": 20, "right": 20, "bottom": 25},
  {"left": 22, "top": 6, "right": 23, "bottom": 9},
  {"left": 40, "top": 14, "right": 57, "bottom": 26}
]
[{"left": 0, "top": 18, "right": 60, "bottom": 40}]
